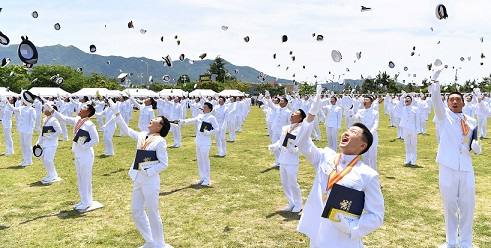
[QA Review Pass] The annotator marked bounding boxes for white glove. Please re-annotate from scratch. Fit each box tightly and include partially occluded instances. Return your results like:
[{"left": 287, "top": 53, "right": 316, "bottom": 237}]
[
  {"left": 471, "top": 139, "right": 481, "bottom": 154},
  {"left": 265, "top": 90, "right": 270, "bottom": 98},
  {"left": 432, "top": 69, "right": 442, "bottom": 82},
  {"left": 43, "top": 103, "right": 54, "bottom": 112},
  {"left": 267, "top": 144, "right": 280, "bottom": 153},
  {"left": 308, "top": 85, "right": 323, "bottom": 116},
  {"left": 331, "top": 213, "right": 356, "bottom": 236},
  {"left": 203, "top": 130, "right": 211, "bottom": 136},
  {"left": 473, "top": 87, "right": 482, "bottom": 98},
  {"left": 108, "top": 99, "right": 119, "bottom": 114}
]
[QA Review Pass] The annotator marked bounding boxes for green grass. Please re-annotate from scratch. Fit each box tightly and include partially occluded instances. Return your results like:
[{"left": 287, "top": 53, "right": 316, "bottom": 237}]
[{"left": 0, "top": 105, "right": 490, "bottom": 248}]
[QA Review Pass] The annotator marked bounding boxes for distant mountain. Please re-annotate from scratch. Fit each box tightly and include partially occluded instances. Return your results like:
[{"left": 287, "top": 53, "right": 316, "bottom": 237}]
[{"left": 0, "top": 44, "right": 292, "bottom": 85}]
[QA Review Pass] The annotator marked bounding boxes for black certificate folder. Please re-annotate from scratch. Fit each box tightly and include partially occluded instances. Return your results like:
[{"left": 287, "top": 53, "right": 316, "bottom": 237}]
[
  {"left": 282, "top": 133, "right": 296, "bottom": 147},
  {"left": 200, "top": 121, "right": 214, "bottom": 132},
  {"left": 133, "top": 149, "right": 158, "bottom": 170},
  {"left": 321, "top": 183, "right": 365, "bottom": 221},
  {"left": 42, "top": 126, "right": 56, "bottom": 135},
  {"left": 73, "top": 129, "right": 91, "bottom": 144}
]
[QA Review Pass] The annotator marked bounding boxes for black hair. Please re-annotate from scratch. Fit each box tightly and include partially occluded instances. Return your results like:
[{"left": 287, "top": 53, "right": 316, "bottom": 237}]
[
  {"left": 405, "top": 95, "right": 412, "bottom": 101},
  {"left": 351, "top": 122, "right": 373, "bottom": 155},
  {"left": 52, "top": 105, "right": 58, "bottom": 112},
  {"left": 331, "top": 96, "right": 338, "bottom": 101},
  {"left": 82, "top": 96, "right": 89, "bottom": 102},
  {"left": 204, "top": 102, "right": 213, "bottom": 111},
  {"left": 364, "top": 95, "right": 373, "bottom": 102},
  {"left": 86, "top": 104, "right": 96, "bottom": 117},
  {"left": 298, "top": 109, "right": 306, "bottom": 121},
  {"left": 219, "top": 96, "right": 225, "bottom": 101},
  {"left": 149, "top": 97, "right": 157, "bottom": 109},
  {"left": 447, "top": 91, "right": 464, "bottom": 102},
  {"left": 158, "top": 116, "right": 171, "bottom": 137},
  {"left": 280, "top": 96, "right": 288, "bottom": 103}
]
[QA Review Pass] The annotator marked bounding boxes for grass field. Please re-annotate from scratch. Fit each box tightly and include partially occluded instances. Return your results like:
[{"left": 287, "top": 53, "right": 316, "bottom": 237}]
[{"left": 0, "top": 105, "right": 490, "bottom": 248}]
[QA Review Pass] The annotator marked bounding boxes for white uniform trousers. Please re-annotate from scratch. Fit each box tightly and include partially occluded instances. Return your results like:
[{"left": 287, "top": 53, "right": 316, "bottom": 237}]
[
  {"left": 477, "top": 117, "right": 487, "bottom": 138},
  {"left": 60, "top": 121, "right": 69, "bottom": 141},
  {"left": 42, "top": 146, "right": 59, "bottom": 179},
  {"left": 326, "top": 127, "right": 338, "bottom": 151},
  {"left": 216, "top": 128, "right": 227, "bottom": 156},
  {"left": 312, "top": 119, "right": 321, "bottom": 141},
  {"left": 103, "top": 126, "right": 116, "bottom": 155},
  {"left": 271, "top": 131, "right": 281, "bottom": 164},
  {"left": 2, "top": 127, "right": 14, "bottom": 155},
  {"left": 96, "top": 115, "right": 104, "bottom": 130},
  {"left": 402, "top": 128, "right": 417, "bottom": 165},
  {"left": 20, "top": 132, "right": 33, "bottom": 165},
  {"left": 363, "top": 132, "right": 378, "bottom": 170},
  {"left": 419, "top": 117, "right": 428, "bottom": 134},
  {"left": 196, "top": 143, "right": 211, "bottom": 184},
  {"left": 170, "top": 125, "right": 181, "bottom": 147},
  {"left": 439, "top": 165, "right": 475, "bottom": 248},
  {"left": 279, "top": 163, "right": 302, "bottom": 209},
  {"left": 74, "top": 150, "right": 94, "bottom": 207},
  {"left": 132, "top": 173, "right": 165, "bottom": 248},
  {"left": 228, "top": 121, "right": 236, "bottom": 142}
]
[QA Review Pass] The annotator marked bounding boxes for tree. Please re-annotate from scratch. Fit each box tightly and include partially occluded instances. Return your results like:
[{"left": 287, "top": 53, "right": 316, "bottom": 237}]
[
  {"left": 209, "top": 57, "right": 228, "bottom": 83},
  {"left": 298, "top": 83, "right": 315, "bottom": 96},
  {"left": 177, "top": 74, "right": 191, "bottom": 85}
]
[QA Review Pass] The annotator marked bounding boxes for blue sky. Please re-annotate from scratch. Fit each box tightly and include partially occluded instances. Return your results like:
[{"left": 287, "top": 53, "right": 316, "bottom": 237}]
[{"left": 0, "top": 0, "right": 489, "bottom": 84}]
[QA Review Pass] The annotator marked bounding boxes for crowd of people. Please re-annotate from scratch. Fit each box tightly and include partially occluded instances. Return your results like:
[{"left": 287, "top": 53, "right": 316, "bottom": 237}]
[{"left": 0, "top": 79, "right": 490, "bottom": 247}]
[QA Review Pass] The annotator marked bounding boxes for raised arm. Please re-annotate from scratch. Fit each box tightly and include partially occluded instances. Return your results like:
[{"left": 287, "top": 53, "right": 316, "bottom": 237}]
[
  {"left": 52, "top": 107, "right": 78, "bottom": 125},
  {"left": 429, "top": 71, "right": 446, "bottom": 121}
]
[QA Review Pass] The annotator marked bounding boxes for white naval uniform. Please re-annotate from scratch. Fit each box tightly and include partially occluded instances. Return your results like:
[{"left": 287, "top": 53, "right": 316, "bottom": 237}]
[
  {"left": 226, "top": 101, "right": 238, "bottom": 142},
  {"left": 168, "top": 100, "right": 184, "bottom": 147},
  {"left": 399, "top": 102, "right": 419, "bottom": 165},
  {"left": 116, "top": 115, "right": 169, "bottom": 248},
  {"left": 213, "top": 103, "right": 228, "bottom": 157},
  {"left": 431, "top": 86, "right": 479, "bottom": 248},
  {"left": 53, "top": 112, "right": 99, "bottom": 209},
  {"left": 99, "top": 107, "right": 116, "bottom": 156},
  {"left": 1, "top": 102, "right": 14, "bottom": 155},
  {"left": 353, "top": 107, "right": 379, "bottom": 170},
  {"left": 475, "top": 100, "right": 489, "bottom": 139},
  {"left": 266, "top": 99, "right": 292, "bottom": 165},
  {"left": 182, "top": 113, "right": 219, "bottom": 185},
  {"left": 322, "top": 104, "right": 342, "bottom": 151},
  {"left": 417, "top": 98, "right": 431, "bottom": 134},
  {"left": 294, "top": 120, "right": 384, "bottom": 248},
  {"left": 131, "top": 98, "right": 155, "bottom": 132},
  {"left": 33, "top": 99, "right": 43, "bottom": 133},
  {"left": 37, "top": 115, "right": 62, "bottom": 180},
  {"left": 271, "top": 124, "right": 303, "bottom": 210},
  {"left": 9, "top": 103, "right": 36, "bottom": 166}
]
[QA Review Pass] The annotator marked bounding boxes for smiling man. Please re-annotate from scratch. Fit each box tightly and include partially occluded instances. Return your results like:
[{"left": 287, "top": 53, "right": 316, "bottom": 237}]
[
  {"left": 294, "top": 85, "right": 384, "bottom": 248},
  {"left": 429, "top": 77, "right": 482, "bottom": 248}
]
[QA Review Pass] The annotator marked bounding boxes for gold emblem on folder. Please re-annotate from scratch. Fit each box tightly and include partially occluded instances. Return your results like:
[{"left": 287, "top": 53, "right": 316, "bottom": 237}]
[{"left": 340, "top": 200, "right": 352, "bottom": 212}]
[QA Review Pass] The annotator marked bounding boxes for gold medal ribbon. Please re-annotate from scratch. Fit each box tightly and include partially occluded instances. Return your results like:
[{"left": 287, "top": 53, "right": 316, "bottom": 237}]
[{"left": 326, "top": 153, "right": 360, "bottom": 190}]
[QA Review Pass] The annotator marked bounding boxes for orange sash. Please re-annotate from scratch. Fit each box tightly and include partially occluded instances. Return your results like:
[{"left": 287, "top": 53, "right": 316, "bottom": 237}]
[
  {"left": 139, "top": 134, "right": 158, "bottom": 150},
  {"left": 73, "top": 118, "right": 88, "bottom": 135},
  {"left": 326, "top": 154, "right": 360, "bottom": 190},
  {"left": 460, "top": 116, "right": 469, "bottom": 136}
]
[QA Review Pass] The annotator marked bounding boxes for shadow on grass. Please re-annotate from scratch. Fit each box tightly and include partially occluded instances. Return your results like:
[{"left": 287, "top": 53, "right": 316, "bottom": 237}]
[
  {"left": 0, "top": 225, "right": 9, "bottom": 230},
  {"left": 29, "top": 181, "right": 51, "bottom": 187},
  {"left": 19, "top": 209, "right": 85, "bottom": 225},
  {"left": 260, "top": 165, "right": 279, "bottom": 174},
  {"left": 102, "top": 168, "right": 126, "bottom": 176},
  {"left": 265, "top": 210, "right": 301, "bottom": 221},
  {"left": 0, "top": 165, "right": 25, "bottom": 170},
  {"left": 211, "top": 155, "right": 226, "bottom": 158},
  {"left": 403, "top": 164, "right": 424, "bottom": 169},
  {"left": 385, "top": 176, "right": 396, "bottom": 179},
  {"left": 159, "top": 183, "right": 213, "bottom": 196},
  {"left": 98, "top": 154, "right": 113, "bottom": 159}
]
